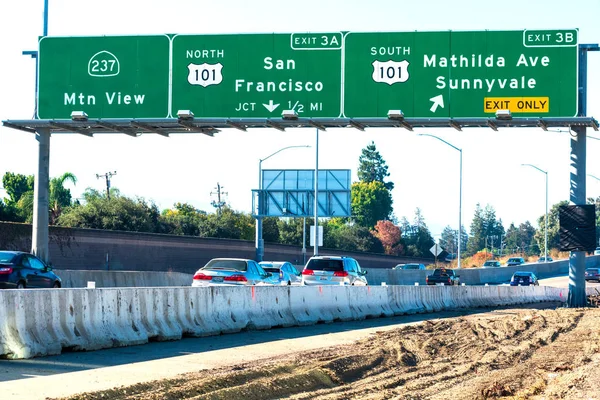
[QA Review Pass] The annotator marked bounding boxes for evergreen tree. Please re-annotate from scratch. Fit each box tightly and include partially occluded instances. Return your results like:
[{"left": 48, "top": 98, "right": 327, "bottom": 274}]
[{"left": 357, "top": 141, "right": 394, "bottom": 191}]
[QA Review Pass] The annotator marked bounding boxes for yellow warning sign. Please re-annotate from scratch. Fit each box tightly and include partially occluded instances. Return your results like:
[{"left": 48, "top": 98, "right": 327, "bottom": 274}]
[{"left": 484, "top": 97, "right": 549, "bottom": 113}]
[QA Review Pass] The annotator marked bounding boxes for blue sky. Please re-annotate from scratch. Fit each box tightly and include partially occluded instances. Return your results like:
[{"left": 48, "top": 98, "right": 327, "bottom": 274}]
[{"left": 1, "top": 0, "right": 599, "bottom": 240}]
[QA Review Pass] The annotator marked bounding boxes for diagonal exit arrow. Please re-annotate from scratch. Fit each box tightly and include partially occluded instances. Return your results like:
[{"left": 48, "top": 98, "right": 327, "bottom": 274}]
[
  {"left": 429, "top": 94, "right": 444, "bottom": 113},
  {"left": 262, "top": 100, "right": 280, "bottom": 113}
]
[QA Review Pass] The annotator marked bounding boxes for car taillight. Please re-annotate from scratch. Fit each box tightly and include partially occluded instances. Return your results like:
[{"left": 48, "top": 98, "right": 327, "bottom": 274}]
[
  {"left": 333, "top": 271, "right": 349, "bottom": 277},
  {"left": 224, "top": 275, "right": 248, "bottom": 282},
  {"left": 193, "top": 273, "right": 212, "bottom": 280},
  {"left": 0, "top": 267, "right": 13, "bottom": 275},
  {"left": 302, "top": 269, "right": 314, "bottom": 275}
]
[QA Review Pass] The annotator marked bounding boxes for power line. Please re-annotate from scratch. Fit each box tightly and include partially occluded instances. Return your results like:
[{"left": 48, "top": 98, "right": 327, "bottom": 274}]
[
  {"left": 96, "top": 171, "right": 116, "bottom": 200},
  {"left": 210, "top": 182, "right": 228, "bottom": 215}
]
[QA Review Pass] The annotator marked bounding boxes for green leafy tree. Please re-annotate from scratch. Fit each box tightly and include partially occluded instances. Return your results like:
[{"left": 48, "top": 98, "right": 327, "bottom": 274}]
[
  {"left": 161, "top": 202, "right": 206, "bottom": 236},
  {"left": 2, "top": 172, "right": 33, "bottom": 207},
  {"left": 198, "top": 206, "right": 242, "bottom": 239},
  {"left": 357, "top": 141, "right": 394, "bottom": 191},
  {"left": 49, "top": 172, "right": 77, "bottom": 224},
  {"left": 1, "top": 172, "right": 34, "bottom": 222},
  {"left": 57, "top": 188, "right": 162, "bottom": 233},
  {"left": 351, "top": 181, "right": 393, "bottom": 228},
  {"left": 278, "top": 218, "right": 303, "bottom": 246},
  {"left": 533, "top": 200, "right": 567, "bottom": 254},
  {"left": 324, "top": 223, "right": 383, "bottom": 253},
  {"left": 262, "top": 217, "right": 280, "bottom": 243},
  {"left": 235, "top": 212, "right": 255, "bottom": 241},
  {"left": 589, "top": 196, "right": 600, "bottom": 246}
]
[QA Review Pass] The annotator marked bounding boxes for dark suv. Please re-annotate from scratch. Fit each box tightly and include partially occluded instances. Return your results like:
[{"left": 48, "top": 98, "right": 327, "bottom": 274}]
[{"left": 0, "top": 251, "right": 62, "bottom": 289}]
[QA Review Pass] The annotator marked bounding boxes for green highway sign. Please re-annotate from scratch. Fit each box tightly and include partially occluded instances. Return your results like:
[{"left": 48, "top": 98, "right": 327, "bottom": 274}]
[
  {"left": 344, "top": 29, "right": 578, "bottom": 118},
  {"left": 38, "top": 35, "right": 170, "bottom": 119},
  {"left": 36, "top": 30, "right": 578, "bottom": 120},
  {"left": 171, "top": 33, "right": 343, "bottom": 118}
]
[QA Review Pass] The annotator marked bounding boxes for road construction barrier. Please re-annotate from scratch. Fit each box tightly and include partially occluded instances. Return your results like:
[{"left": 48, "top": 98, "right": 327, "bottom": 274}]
[{"left": 0, "top": 284, "right": 568, "bottom": 360}]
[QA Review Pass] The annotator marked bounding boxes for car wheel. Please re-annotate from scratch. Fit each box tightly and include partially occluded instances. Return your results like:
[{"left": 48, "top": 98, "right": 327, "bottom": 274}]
[
  {"left": 287, "top": 280, "right": 291, "bottom": 286},
  {"left": 16, "top": 281, "right": 26, "bottom": 289},
  {"left": 53, "top": 282, "right": 60, "bottom": 289}
]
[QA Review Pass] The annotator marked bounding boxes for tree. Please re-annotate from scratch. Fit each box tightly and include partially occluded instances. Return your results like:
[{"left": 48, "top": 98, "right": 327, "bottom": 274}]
[
  {"left": 533, "top": 200, "right": 567, "bottom": 254},
  {"left": 161, "top": 202, "right": 206, "bottom": 236},
  {"left": 351, "top": 181, "right": 393, "bottom": 228},
  {"left": 277, "top": 218, "right": 305, "bottom": 246},
  {"left": 324, "top": 223, "right": 384, "bottom": 253},
  {"left": 262, "top": 217, "right": 280, "bottom": 243},
  {"left": 467, "top": 204, "right": 504, "bottom": 255},
  {"left": 400, "top": 209, "right": 435, "bottom": 257},
  {"left": 505, "top": 221, "right": 537, "bottom": 256},
  {"left": 2, "top": 172, "right": 33, "bottom": 207},
  {"left": 357, "top": 141, "right": 394, "bottom": 191},
  {"left": 57, "top": 188, "right": 162, "bottom": 233},
  {"left": 440, "top": 225, "right": 458, "bottom": 255},
  {"left": 372, "top": 220, "right": 402, "bottom": 255},
  {"left": 49, "top": 172, "right": 77, "bottom": 224}
]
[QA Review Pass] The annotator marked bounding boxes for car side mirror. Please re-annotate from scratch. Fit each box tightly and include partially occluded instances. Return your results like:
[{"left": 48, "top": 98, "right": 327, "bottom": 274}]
[{"left": 363, "top": 270, "right": 368, "bottom": 275}]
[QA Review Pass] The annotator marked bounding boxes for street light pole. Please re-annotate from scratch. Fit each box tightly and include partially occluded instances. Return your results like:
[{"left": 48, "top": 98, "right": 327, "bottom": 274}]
[
  {"left": 256, "top": 145, "right": 311, "bottom": 262},
  {"left": 418, "top": 134, "right": 462, "bottom": 269},
  {"left": 522, "top": 164, "right": 548, "bottom": 262}
]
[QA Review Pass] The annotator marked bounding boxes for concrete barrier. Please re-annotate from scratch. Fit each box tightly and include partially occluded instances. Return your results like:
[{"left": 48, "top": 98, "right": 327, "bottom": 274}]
[
  {"left": 0, "top": 284, "right": 567, "bottom": 359},
  {"left": 366, "top": 256, "right": 600, "bottom": 286},
  {"left": 56, "top": 270, "right": 193, "bottom": 288}
]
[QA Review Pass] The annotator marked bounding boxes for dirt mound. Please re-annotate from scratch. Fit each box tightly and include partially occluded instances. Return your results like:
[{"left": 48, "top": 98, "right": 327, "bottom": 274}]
[{"left": 54, "top": 307, "right": 600, "bottom": 400}]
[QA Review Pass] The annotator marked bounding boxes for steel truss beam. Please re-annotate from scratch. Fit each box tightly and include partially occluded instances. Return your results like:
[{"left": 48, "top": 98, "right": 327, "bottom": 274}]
[{"left": 3, "top": 116, "right": 598, "bottom": 136}]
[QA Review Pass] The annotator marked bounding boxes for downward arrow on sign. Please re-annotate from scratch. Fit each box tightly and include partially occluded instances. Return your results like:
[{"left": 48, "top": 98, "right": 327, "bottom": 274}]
[
  {"left": 263, "top": 100, "right": 280, "bottom": 113},
  {"left": 429, "top": 94, "right": 444, "bottom": 113}
]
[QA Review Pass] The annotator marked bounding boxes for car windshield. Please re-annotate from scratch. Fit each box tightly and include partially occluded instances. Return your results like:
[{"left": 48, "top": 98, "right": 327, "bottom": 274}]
[
  {"left": 433, "top": 269, "right": 452, "bottom": 276},
  {"left": 263, "top": 267, "right": 280, "bottom": 274},
  {"left": 306, "top": 259, "right": 344, "bottom": 272},
  {"left": 403, "top": 264, "right": 420, "bottom": 269},
  {"left": 484, "top": 261, "right": 495, "bottom": 266},
  {"left": 0, "top": 252, "right": 16, "bottom": 263},
  {"left": 587, "top": 269, "right": 599, "bottom": 273},
  {"left": 202, "top": 259, "right": 247, "bottom": 271}
]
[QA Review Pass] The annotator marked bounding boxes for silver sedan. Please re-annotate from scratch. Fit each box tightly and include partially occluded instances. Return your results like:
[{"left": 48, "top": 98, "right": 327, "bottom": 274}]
[{"left": 192, "top": 258, "right": 274, "bottom": 286}]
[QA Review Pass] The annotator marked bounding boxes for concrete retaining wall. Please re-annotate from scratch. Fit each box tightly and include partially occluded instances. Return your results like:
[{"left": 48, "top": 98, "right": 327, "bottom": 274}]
[
  {"left": 366, "top": 256, "right": 600, "bottom": 286},
  {"left": 0, "top": 285, "right": 567, "bottom": 359},
  {"left": 57, "top": 270, "right": 193, "bottom": 288}
]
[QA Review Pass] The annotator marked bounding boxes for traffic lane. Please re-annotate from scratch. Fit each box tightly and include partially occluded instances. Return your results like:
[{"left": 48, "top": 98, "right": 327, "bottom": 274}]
[
  {"left": 0, "top": 303, "right": 560, "bottom": 400},
  {"left": 538, "top": 275, "right": 600, "bottom": 288}
]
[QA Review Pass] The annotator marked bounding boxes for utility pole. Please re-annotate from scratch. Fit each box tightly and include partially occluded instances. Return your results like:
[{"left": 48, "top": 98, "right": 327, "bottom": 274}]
[
  {"left": 211, "top": 182, "right": 228, "bottom": 215},
  {"left": 96, "top": 171, "right": 116, "bottom": 200}
]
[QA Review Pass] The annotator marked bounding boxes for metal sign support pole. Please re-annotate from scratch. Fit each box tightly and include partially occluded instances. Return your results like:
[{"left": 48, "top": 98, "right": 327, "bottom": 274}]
[
  {"left": 567, "top": 43, "right": 599, "bottom": 308},
  {"left": 314, "top": 128, "right": 319, "bottom": 256},
  {"left": 31, "top": 128, "right": 50, "bottom": 262}
]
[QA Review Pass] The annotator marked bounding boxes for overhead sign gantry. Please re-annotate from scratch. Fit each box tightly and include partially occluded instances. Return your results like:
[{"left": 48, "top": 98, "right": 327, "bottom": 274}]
[{"left": 35, "top": 29, "right": 578, "bottom": 120}]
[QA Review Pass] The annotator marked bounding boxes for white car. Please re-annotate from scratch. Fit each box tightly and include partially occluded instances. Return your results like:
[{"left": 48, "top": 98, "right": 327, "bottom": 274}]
[
  {"left": 192, "top": 258, "right": 274, "bottom": 286},
  {"left": 594, "top": 247, "right": 600, "bottom": 255}
]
